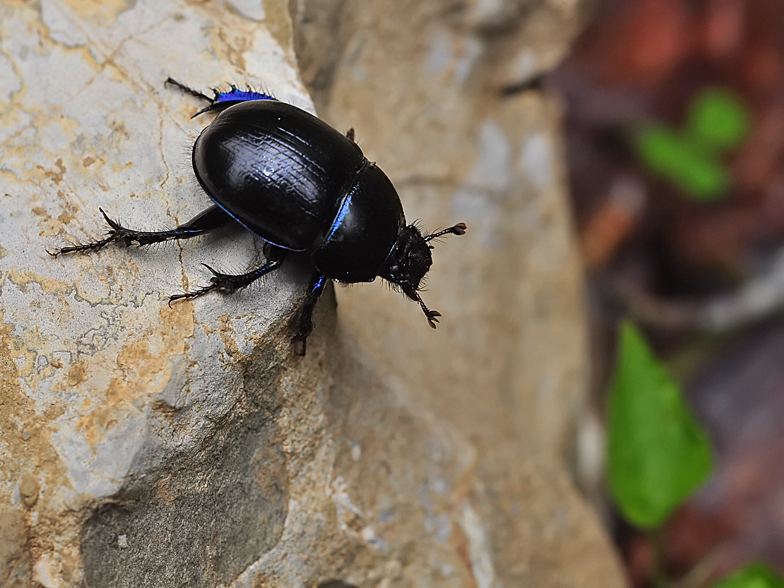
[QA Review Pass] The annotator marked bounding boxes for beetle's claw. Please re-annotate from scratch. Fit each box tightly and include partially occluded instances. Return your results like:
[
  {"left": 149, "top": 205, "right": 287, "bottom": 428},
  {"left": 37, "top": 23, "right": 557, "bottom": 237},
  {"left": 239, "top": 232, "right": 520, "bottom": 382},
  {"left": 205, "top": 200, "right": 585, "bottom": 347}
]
[
  {"left": 408, "top": 288, "right": 441, "bottom": 329},
  {"left": 169, "top": 291, "right": 196, "bottom": 305}
]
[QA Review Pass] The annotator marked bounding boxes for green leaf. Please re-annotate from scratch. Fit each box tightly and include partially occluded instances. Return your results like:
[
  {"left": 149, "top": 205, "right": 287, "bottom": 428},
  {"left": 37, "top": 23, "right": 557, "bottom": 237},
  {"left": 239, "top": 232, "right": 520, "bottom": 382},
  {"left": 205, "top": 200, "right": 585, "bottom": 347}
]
[
  {"left": 636, "top": 125, "right": 686, "bottom": 175},
  {"left": 687, "top": 88, "right": 751, "bottom": 150},
  {"left": 607, "top": 321, "right": 713, "bottom": 529},
  {"left": 635, "top": 125, "right": 729, "bottom": 201},
  {"left": 710, "top": 563, "right": 784, "bottom": 588}
]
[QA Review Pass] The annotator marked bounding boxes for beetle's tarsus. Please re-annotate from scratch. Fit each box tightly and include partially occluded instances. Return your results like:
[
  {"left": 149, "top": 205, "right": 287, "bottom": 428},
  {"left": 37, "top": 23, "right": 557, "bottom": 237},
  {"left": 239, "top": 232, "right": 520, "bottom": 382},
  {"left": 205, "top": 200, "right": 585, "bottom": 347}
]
[
  {"left": 407, "top": 288, "right": 441, "bottom": 329},
  {"left": 169, "top": 266, "right": 232, "bottom": 303},
  {"left": 165, "top": 78, "right": 213, "bottom": 103},
  {"left": 169, "top": 286, "right": 215, "bottom": 305},
  {"left": 50, "top": 237, "right": 115, "bottom": 256}
]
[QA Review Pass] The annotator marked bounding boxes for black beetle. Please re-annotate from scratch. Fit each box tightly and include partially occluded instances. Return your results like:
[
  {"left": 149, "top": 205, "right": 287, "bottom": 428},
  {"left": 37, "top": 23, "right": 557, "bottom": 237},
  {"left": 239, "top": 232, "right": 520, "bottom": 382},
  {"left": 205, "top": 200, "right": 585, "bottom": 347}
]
[{"left": 53, "top": 78, "right": 466, "bottom": 352}]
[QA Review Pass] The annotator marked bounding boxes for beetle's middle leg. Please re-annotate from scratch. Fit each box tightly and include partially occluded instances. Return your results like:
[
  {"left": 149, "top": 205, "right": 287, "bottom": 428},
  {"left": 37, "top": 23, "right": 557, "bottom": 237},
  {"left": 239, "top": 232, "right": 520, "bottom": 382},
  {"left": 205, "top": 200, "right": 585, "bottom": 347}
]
[{"left": 169, "top": 247, "right": 288, "bottom": 304}]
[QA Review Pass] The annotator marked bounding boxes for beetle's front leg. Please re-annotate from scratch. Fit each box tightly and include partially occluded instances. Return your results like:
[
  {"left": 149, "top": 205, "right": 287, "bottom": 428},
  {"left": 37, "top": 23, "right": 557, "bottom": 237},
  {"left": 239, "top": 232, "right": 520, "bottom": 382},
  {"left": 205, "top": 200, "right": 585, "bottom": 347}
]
[
  {"left": 292, "top": 272, "right": 329, "bottom": 356},
  {"left": 165, "top": 77, "right": 277, "bottom": 117}
]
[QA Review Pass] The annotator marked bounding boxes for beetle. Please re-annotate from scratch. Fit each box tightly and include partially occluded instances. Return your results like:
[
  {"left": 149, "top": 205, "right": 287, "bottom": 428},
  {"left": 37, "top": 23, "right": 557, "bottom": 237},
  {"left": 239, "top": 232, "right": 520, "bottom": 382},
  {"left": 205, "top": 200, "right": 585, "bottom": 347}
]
[{"left": 53, "top": 78, "right": 466, "bottom": 353}]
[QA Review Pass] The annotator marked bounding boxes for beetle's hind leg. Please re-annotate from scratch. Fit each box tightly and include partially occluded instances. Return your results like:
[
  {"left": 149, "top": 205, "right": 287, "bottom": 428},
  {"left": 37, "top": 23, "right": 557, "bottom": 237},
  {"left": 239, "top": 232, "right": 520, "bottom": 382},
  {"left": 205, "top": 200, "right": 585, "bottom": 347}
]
[
  {"left": 165, "top": 77, "right": 277, "bottom": 117},
  {"left": 51, "top": 205, "right": 233, "bottom": 256},
  {"left": 169, "top": 247, "right": 288, "bottom": 304}
]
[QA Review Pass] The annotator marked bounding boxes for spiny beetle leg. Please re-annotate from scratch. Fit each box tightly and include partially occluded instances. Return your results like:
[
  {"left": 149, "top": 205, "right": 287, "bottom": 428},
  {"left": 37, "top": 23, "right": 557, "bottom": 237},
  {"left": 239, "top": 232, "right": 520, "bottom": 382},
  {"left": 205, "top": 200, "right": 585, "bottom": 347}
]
[
  {"left": 50, "top": 205, "right": 233, "bottom": 256},
  {"left": 404, "top": 286, "right": 441, "bottom": 329},
  {"left": 169, "top": 249, "right": 288, "bottom": 305}
]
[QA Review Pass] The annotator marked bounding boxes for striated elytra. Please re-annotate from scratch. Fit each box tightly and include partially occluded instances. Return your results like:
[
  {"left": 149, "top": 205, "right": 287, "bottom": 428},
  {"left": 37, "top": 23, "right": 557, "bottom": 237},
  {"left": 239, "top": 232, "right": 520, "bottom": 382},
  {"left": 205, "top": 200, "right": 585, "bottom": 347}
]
[{"left": 52, "top": 78, "right": 466, "bottom": 354}]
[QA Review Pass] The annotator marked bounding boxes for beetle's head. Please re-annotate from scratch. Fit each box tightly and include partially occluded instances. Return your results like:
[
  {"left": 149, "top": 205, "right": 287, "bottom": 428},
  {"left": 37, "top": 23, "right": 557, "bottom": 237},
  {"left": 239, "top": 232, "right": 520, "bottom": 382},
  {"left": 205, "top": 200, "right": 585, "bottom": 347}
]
[{"left": 378, "top": 222, "right": 467, "bottom": 328}]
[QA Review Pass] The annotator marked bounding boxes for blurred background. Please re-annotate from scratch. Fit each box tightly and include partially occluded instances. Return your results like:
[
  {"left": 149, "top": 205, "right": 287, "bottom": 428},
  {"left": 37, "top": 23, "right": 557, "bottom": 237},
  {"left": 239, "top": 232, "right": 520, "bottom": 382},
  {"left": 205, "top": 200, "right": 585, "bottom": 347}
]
[{"left": 551, "top": 0, "right": 784, "bottom": 585}]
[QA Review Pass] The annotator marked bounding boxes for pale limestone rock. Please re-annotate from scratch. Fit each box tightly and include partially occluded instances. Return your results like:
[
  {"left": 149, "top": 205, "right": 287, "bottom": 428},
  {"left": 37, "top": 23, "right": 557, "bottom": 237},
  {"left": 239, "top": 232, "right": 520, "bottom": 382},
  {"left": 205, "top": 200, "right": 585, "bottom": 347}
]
[{"left": 0, "top": 0, "right": 623, "bottom": 587}]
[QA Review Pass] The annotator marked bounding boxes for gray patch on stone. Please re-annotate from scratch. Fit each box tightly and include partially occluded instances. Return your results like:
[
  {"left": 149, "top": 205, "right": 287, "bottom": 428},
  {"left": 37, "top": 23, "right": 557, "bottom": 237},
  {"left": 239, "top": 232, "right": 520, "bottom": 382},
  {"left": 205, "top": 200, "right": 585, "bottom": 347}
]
[
  {"left": 428, "top": 30, "right": 453, "bottom": 76},
  {"left": 227, "top": 0, "right": 265, "bottom": 21},
  {"left": 470, "top": 120, "right": 512, "bottom": 193},
  {"left": 80, "top": 404, "right": 289, "bottom": 588},
  {"left": 520, "top": 132, "right": 553, "bottom": 191}
]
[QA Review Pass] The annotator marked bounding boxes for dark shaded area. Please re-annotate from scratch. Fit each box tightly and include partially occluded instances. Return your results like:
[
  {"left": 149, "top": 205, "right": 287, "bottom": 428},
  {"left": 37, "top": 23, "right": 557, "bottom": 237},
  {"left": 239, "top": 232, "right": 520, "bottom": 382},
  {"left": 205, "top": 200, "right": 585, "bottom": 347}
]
[
  {"left": 80, "top": 405, "right": 288, "bottom": 588},
  {"left": 318, "top": 581, "right": 360, "bottom": 588}
]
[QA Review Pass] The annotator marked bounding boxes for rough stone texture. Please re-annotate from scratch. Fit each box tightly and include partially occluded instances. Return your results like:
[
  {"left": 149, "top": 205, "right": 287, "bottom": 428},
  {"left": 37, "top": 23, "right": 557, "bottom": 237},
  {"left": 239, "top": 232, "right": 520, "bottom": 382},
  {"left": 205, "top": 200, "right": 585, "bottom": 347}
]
[
  {"left": 0, "top": 0, "right": 623, "bottom": 587},
  {"left": 290, "top": 2, "right": 624, "bottom": 587},
  {"left": 295, "top": 0, "right": 595, "bottom": 462}
]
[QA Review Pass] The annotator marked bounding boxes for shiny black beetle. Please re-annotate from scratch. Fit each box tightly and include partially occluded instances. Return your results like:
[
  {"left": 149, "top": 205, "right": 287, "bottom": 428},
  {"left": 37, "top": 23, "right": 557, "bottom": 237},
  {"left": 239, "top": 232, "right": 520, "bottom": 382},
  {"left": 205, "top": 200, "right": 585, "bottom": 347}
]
[{"left": 54, "top": 78, "right": 466, "bottom": 351}]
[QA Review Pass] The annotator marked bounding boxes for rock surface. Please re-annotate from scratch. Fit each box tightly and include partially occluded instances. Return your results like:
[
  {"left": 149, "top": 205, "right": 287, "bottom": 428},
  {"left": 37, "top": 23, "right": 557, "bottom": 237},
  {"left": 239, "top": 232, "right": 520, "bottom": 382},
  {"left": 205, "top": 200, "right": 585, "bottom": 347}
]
[{"left": 0, "top": 0, "right": 623, "bottom": 587}]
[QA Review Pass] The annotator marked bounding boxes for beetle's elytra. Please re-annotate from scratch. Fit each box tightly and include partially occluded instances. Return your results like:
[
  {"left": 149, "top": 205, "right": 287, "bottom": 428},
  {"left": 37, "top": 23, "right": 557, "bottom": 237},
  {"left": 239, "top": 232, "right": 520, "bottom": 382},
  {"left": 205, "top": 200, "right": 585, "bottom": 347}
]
[{"left": 52, "top": 78, "right": 466, "bottom": 354}]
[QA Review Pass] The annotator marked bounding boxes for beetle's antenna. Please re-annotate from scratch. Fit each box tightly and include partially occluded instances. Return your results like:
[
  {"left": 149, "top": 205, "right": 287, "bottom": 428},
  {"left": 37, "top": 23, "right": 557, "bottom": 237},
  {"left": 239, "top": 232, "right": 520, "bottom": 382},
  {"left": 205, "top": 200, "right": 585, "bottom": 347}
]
[{"left": 424, "top": 223, "right": 467, "bottom": 242}]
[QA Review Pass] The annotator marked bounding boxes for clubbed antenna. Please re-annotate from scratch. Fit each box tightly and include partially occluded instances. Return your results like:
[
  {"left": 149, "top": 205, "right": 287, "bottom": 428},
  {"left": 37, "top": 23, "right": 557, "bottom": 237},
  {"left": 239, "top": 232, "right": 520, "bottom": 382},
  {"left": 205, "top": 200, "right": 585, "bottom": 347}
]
[{"left": 424, "top": 223, "right": 467, "bottom": 243}]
